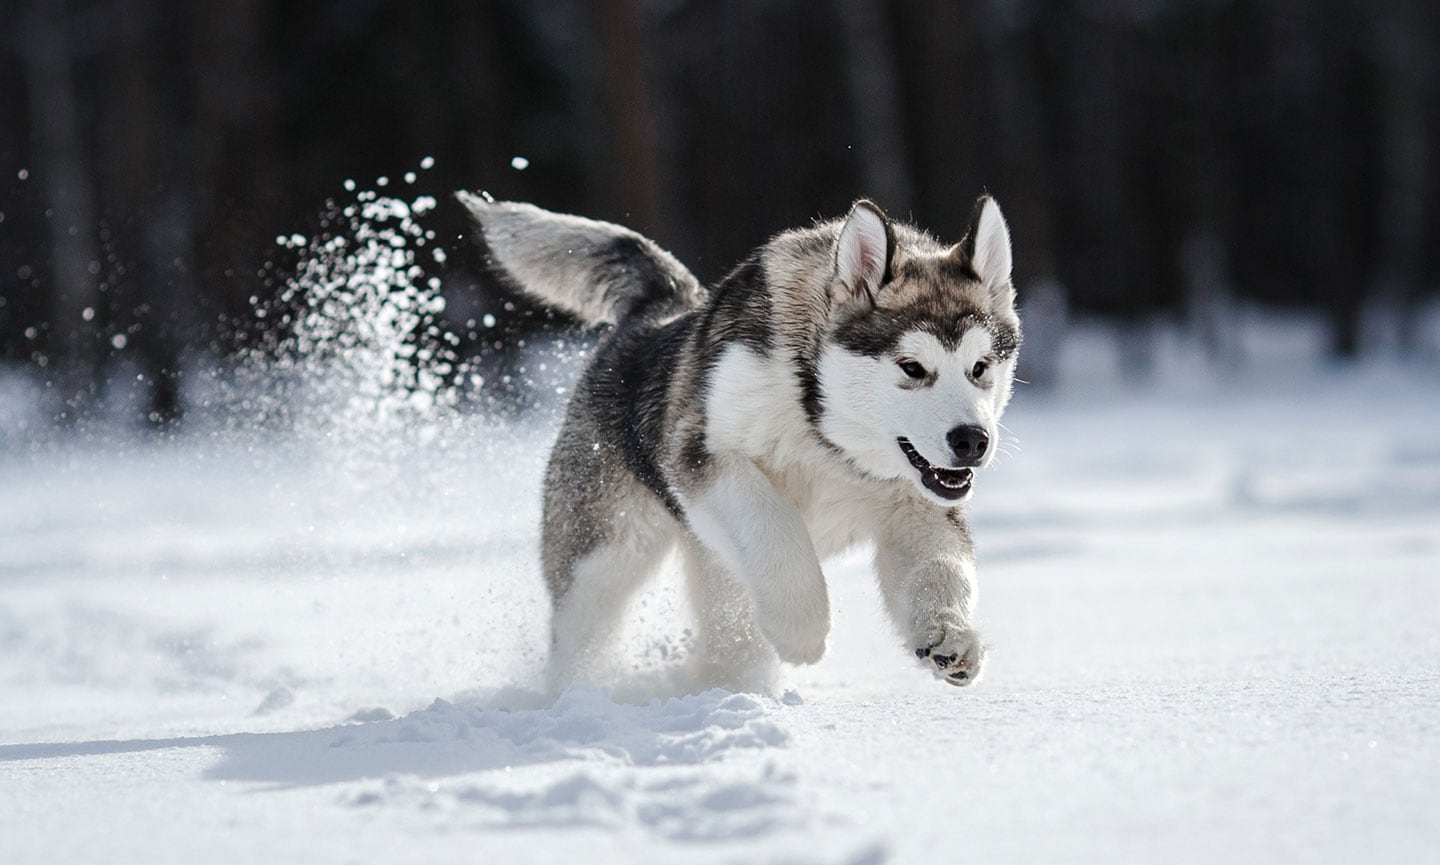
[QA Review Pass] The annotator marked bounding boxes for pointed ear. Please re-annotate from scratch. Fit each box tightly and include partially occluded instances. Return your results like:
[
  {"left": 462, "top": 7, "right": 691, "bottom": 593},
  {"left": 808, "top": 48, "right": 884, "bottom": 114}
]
[
  {"left": 834, "top": 199, "right": 894, "bottom": 306},
  {"left": 957, "top": 195, "right": 1012, "bottom": 292}
]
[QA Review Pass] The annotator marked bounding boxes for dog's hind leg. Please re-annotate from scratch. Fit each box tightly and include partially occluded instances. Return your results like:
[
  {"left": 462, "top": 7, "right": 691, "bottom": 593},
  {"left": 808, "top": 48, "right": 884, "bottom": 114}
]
[
  {"left": 679, "top": 536, "right": 779, "bottom": 692},
  {"left": 543, "top": 484, "right": 678, "bottom": 693}
]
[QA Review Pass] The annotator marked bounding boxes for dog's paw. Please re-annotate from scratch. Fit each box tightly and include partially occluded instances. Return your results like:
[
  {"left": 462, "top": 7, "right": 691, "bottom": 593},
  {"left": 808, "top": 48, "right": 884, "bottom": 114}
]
[
  {"left": 914, "top": 621, "right": 985, "bottom": 686},
  {"left": 756, "top": 601, "right": 830, "bottom": 666}
]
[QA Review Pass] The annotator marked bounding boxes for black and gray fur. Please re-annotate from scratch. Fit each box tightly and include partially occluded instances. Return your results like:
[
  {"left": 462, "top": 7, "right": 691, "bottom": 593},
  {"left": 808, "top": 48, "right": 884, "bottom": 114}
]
[{"left": 459, "top": 190, "right": 1021, "bottom": 691}]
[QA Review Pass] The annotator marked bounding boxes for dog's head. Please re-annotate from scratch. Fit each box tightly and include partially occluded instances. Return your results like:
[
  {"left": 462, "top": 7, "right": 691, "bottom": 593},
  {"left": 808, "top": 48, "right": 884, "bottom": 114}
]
[{"left": 815, "top": 196, "right": 1020, "bottom": 505}]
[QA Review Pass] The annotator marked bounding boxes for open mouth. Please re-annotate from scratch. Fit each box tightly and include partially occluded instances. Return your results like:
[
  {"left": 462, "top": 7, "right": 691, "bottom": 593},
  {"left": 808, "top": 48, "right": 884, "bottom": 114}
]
[{"left": 897, "top": 438, "right": 973, "bottom": 501}]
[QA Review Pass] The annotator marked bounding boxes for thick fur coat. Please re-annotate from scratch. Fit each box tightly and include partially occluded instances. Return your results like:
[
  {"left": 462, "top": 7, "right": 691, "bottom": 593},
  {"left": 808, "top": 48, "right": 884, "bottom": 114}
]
[{"left": 459, "top": 192, "right": 1020, "bottom": 691}]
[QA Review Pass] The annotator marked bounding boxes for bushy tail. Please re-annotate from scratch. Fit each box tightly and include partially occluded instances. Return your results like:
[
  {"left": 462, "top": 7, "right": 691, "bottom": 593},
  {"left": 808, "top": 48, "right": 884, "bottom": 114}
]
[{"left": 456, "top": 192, "right": 705, "bottom": 326}]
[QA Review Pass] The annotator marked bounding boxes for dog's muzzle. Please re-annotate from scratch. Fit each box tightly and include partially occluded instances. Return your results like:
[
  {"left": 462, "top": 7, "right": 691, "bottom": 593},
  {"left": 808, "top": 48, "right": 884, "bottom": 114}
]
[{"left": 897, "top": 438, "right": 973, "bottom": 501}]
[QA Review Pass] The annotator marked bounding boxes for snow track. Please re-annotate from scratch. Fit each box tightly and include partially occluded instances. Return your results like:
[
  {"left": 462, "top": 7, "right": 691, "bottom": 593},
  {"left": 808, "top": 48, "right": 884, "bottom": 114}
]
[{"left": 2, "top": 364, "right": 1438, "bottom": 864}]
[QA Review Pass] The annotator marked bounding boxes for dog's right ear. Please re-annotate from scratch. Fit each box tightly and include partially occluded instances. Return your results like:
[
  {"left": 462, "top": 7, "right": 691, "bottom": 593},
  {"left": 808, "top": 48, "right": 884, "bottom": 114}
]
[{"left": 834, "top": 199, "right": 893, "bottom": 307}]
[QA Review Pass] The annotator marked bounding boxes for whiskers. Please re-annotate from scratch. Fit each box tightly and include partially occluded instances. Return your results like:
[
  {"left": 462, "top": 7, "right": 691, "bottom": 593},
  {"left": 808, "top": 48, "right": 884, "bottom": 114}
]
[{"left": 991, "top": 421, "right": 1023, "bottom": 463}]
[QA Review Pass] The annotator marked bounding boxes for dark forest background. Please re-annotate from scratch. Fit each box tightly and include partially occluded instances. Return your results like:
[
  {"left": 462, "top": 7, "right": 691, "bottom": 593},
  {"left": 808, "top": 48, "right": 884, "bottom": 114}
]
[{"left": 2, "top": 0, "right": 1438, "bottom": 427}]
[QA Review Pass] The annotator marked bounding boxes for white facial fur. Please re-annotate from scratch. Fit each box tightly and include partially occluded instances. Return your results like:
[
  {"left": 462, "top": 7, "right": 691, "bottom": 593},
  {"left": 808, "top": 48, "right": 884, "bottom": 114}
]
[{"left": 817, "top": 328, "right": 1015, "bottom": 504}]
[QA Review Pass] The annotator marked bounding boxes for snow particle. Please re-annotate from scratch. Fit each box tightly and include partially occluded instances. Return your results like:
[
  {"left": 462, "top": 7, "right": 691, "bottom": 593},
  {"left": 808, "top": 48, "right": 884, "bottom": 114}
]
[
  {"left": 81, "top": 307, "right": 94, "bottom": 321},
  {"left": 17, "top": 168, "right": 28, "bottom": 181},
  {"left": 420, "top": 156, "right": 435, "bottom": 169},
  {"left": 111, "top": 332, "right": 127, "bottom": 349},
  {"left": 510, "top": 156, "right": 530, "bottom": 171}
]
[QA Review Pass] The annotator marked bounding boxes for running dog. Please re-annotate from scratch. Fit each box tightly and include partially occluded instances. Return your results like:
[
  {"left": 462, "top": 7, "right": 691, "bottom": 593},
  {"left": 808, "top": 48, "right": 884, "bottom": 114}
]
[{"left": 459, "top": 191, "right": 1020, "bottom": 691}]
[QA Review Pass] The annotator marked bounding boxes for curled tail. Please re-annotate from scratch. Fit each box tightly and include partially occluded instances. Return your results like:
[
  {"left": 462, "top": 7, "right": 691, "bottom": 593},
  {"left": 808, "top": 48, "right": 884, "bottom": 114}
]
[{"left": 456, "top": 192, "right": 705, "bottom": 326}]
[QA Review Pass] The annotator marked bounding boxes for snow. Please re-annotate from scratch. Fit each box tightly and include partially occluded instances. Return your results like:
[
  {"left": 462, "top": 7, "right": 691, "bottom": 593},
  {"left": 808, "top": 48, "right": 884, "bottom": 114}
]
[{"left": 2, "top": 358, "right": 1439, "bottom": 864}]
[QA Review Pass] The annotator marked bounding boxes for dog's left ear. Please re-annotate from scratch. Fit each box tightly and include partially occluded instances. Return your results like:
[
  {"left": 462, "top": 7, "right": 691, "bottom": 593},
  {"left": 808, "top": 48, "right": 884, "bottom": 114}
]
[
  {"left": 834, "top": 199, "right": 894, "bottom": 307},
  {"left": 956, "top": 195, "right": 1013, "bottom": 303}
]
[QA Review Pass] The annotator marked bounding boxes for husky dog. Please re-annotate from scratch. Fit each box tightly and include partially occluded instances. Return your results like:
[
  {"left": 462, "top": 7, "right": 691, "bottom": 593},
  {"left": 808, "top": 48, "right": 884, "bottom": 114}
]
[{"left": 458, "top": 191, "right": 1020, "bottom": 691}]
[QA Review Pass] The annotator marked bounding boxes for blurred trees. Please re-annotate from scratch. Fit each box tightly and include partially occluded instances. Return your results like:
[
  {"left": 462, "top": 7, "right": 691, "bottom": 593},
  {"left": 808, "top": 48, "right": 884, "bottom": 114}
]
[{"left": 1, "top": 0, "right": 1437, "bottom": 424}]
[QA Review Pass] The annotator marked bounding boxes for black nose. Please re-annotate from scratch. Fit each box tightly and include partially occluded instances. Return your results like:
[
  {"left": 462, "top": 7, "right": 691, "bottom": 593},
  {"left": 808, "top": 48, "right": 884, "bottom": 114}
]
[{"left": 946, "top": 425, "right": 989, "bottom": 466}]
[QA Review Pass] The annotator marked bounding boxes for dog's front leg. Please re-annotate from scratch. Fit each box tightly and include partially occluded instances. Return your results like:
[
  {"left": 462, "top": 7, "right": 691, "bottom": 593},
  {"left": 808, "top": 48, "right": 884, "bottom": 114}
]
[
  {"left": 874, "top": 506, "right": 985, "bottom": 686},
  {"left": 681, "top": 457, "right": 830, "bottom": 665}
]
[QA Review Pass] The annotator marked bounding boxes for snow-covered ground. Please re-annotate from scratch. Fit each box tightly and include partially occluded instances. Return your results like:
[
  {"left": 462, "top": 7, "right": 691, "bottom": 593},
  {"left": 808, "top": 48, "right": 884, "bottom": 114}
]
[{"left": 2, "top": 356, "right": 1438, "bottom": 864}]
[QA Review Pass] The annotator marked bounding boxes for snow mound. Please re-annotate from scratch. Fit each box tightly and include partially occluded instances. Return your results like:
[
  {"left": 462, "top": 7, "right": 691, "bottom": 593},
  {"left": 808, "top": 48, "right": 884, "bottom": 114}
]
[
  {"left": 373, "top": 685, "right": 788, "bottom": 766},
  {"left": 204, "top": 685, "right": 831, "bottom": 853},
  {"left": 206, "top": 685, "right": 791, "bottom": 787}
]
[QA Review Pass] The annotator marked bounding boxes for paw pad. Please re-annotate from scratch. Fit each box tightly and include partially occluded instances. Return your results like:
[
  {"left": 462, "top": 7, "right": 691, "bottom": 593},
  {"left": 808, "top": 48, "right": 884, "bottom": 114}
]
[
  {"left": 915, "top": 643, "right": 957, "bottom": 669},
  {"left": 914, "top": 627, "right": 984, "bottom": 686}
]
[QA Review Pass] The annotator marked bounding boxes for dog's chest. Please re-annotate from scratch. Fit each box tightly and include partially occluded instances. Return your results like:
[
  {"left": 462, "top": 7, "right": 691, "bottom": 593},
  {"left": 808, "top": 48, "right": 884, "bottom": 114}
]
[
  {"left": 765, "top": 463, "right": 879, "bottom": 558},
  {"left": 704, "top": 343, "right": 885, "bottom": 557}
]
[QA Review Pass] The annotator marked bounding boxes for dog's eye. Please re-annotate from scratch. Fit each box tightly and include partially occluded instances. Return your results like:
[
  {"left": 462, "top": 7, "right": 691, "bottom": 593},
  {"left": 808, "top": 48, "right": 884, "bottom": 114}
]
[
  {"left": 971, "top": 360, "right": 989, "bottom": 379},
  {"left": 898, "top": 360, "right": 928, "bottom": 380}
]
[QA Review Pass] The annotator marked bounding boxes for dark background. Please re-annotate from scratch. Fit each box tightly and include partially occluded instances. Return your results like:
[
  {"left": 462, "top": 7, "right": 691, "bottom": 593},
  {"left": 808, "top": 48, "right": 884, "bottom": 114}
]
[{"left": 3, "top": 0, "right": 1438, "bottom": 426}]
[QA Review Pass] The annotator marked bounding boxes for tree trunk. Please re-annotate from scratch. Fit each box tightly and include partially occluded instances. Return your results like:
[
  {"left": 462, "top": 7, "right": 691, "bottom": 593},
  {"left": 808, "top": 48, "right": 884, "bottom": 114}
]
[
  {"left": 22, "top": 0, "right": 101, "bottom": 420},
  {"left": 834, "top": 0, "right": 913, "bottom": 214},
  {"left": 1368, "top": 0, "right": 1432, "bottom": 356},
  {"left": 595, "top": 0, "right": 663, "bottom": 236}
]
